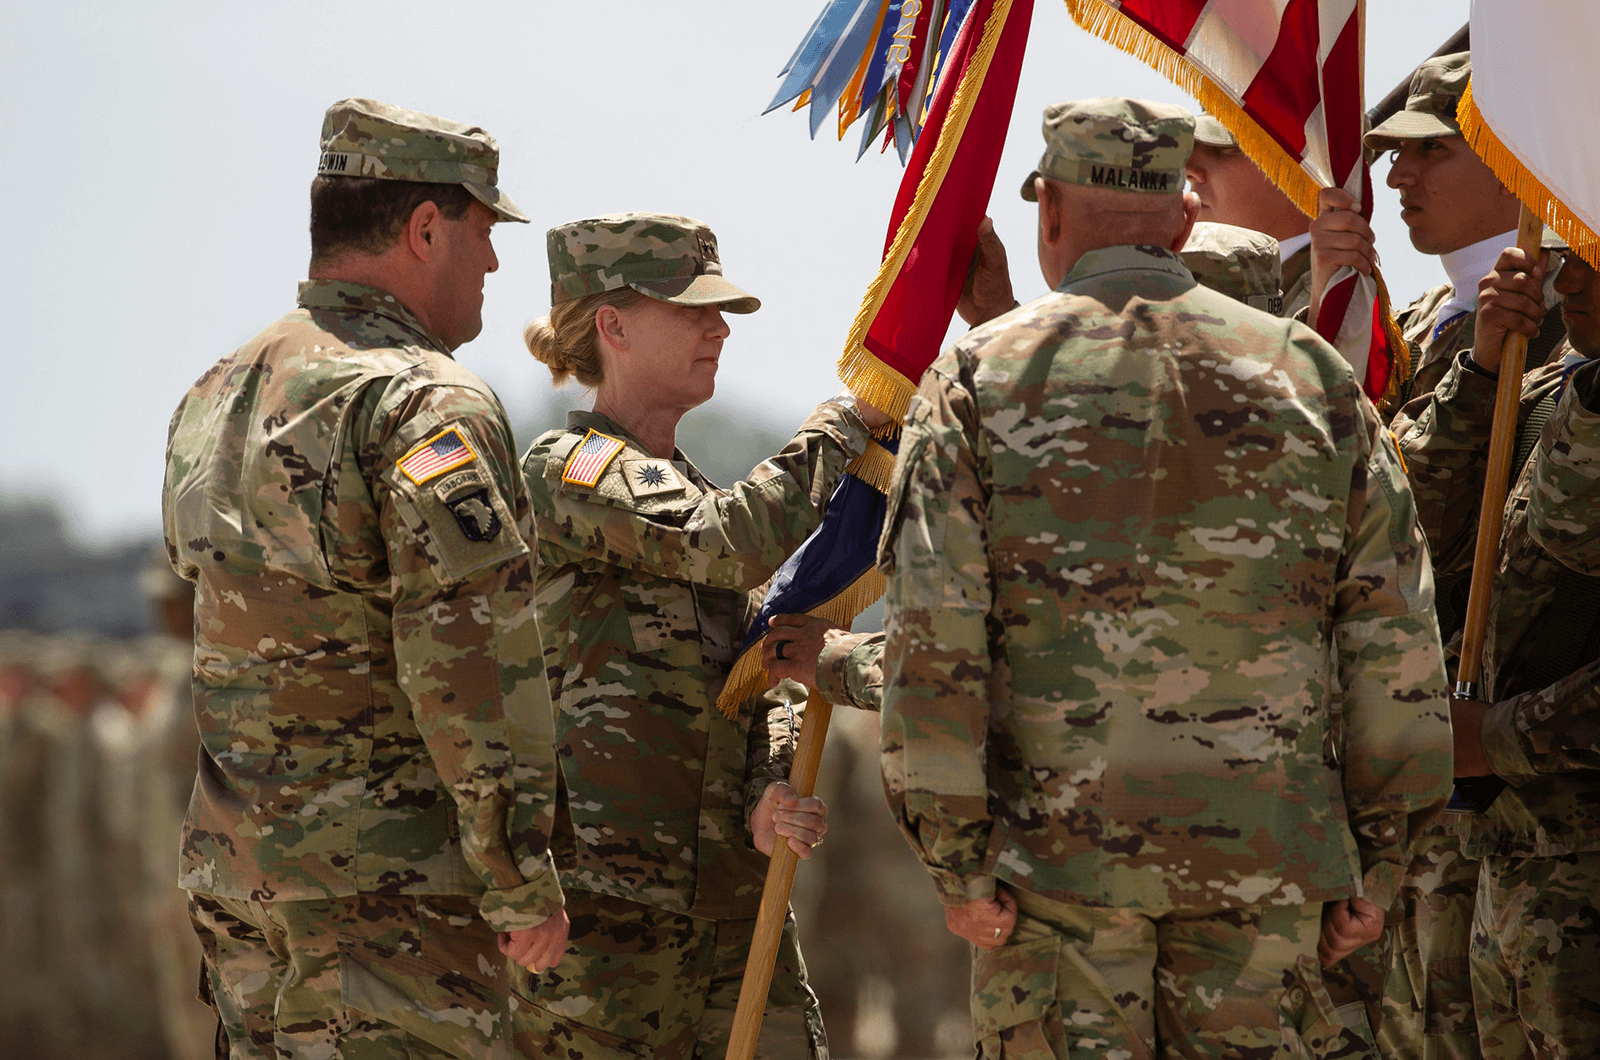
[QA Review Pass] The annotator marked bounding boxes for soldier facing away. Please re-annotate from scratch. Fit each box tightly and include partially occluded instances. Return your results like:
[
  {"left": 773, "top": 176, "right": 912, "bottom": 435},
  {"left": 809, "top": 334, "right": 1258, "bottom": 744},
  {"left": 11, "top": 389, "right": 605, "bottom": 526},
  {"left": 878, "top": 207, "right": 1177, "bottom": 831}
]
[
  {"left": 876, "top": 97, "right": 1455, "bottom": 1058},
  {"left": 162, "top": 98, "right": 567, "bottom": 1058}
]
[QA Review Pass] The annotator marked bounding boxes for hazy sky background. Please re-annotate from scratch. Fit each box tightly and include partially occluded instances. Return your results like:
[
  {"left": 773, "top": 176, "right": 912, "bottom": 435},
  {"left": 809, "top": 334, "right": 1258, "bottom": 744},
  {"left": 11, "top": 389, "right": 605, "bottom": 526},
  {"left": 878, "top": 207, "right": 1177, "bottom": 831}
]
[{"left": 3, "top": 0, "right": 1471, "bottom": 545}]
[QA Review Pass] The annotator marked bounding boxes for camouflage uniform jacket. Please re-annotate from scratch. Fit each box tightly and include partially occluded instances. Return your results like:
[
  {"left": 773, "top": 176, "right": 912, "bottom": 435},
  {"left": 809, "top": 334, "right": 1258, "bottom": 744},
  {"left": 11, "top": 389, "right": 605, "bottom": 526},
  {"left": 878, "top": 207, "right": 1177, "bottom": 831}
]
[
  {"left": 162, "top": 280, "right": 563, "bottom": 932},
  {"left": 522, "top": 403, "right": 870, "bottom": 919},
  {"left": 1281, "top": 242, "right": 1313, "bottom": 321},
  {"left": 1400, "top": 352, "right": 1600, "bottom": 857},
  {"left": 1396, "top": 351, "right": 1567, "bottom": 639},
  {"left": 1387, "top": 285, "right": 1474, "bottom": 426},
  {"left": 878, "top": 245, "right": 1453, "bottom": 912}
]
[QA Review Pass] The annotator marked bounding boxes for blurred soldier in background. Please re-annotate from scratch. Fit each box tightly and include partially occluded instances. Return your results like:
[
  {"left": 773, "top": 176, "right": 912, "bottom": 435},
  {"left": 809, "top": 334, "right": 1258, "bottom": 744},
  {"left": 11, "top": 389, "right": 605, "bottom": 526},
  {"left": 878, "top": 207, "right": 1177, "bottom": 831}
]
[{"left": 137, "top": 550, "right": 215, "bottom": 1060}]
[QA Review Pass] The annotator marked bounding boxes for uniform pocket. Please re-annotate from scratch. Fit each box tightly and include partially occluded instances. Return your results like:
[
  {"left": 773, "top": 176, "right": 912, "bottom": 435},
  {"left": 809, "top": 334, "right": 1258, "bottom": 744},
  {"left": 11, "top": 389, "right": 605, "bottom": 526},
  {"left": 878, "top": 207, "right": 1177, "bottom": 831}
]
[
  {"left": 507, "top": 992, "right": 651, "bottom": 1059},
  {"left": 621, "top": 580, "right": 697, "bottom": 654},
  {"left": 337, "top": 936, "right": 510, "bottom": 1060},
  {"left": 971, "top": 935, "right": 1063, "bottom": 1060},
  {"left": 1277, "top": 955, "right": 1358, "bottom": 1059}
]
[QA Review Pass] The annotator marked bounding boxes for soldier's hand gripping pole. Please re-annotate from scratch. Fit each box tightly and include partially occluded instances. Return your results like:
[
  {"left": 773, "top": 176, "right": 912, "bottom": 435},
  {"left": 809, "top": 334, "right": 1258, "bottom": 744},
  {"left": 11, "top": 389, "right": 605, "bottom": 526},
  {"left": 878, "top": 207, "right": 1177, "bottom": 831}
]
[
  {"left": 725, "top": 693, "right": 835, "bottom": 1060},
  {"left": 1449, "top": 203, "right": 1543, "bottom": 811}
]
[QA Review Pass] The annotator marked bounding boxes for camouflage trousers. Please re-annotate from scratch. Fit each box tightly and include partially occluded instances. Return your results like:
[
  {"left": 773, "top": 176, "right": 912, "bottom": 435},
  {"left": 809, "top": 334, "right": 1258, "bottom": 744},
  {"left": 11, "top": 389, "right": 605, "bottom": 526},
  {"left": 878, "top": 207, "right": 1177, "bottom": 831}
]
[
  {"left": 969, "top": 888, "right": 1363, "bottom": 1059},
  {"left": 511, "top": 890, "right": 826, "bottom": 1060},
  {"left": 1471, "top": 850, "right": 1600, "bottom": 1059},
  {"left": 1377, "top": 827, "right": 1482, "bottom": 1060},
  {"left": 189, "top": 891, "right": 514, "bottom": 1060}
]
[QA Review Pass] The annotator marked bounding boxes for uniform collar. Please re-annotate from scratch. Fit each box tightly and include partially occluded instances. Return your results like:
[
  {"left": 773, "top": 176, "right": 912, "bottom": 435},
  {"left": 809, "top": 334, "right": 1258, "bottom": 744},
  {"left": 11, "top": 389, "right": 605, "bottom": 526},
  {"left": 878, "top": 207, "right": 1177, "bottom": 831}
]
[
  {"left": 1278, "top": 232, "right": 1312, "bottom": 262},
  {"left": 296, "top": 279, "right": 453, "bottom": 354},
  {"left": 1058, "top": 245, "right": 1193, "bottom": 290}
]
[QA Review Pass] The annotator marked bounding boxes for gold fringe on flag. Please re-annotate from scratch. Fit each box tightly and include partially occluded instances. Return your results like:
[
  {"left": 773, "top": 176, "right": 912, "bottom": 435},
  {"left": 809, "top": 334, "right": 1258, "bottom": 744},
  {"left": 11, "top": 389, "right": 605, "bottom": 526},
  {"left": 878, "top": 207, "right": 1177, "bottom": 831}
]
[
  {"left": 1458, "top": 79, "right": 1600, "bottom": 271},
  {"left": 716, "top": 568, "right": 888, "bottom": 718},
  {"left": 837, "top": 0, "right": 1020, "bottom": 423},
  {"left": 844, "top": 438, "right": 898, "bottom": 491}
]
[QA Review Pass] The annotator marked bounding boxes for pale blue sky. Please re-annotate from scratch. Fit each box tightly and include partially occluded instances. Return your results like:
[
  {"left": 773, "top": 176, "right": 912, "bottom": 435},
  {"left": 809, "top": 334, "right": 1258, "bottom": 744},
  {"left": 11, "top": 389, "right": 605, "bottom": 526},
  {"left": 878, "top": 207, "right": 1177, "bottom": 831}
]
[{"left": 2, "top": 0, "right": 1470, "bottom": 543}]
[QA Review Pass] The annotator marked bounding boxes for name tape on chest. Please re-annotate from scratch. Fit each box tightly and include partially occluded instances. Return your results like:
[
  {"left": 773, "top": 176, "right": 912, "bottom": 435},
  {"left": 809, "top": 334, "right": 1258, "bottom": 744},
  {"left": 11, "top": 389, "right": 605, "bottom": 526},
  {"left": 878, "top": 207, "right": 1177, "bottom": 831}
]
[
  {"left": 398, "top": 427, "right": 478, "bottom": 485},
  {"left": 562, "top": 430, "right": 626, "bottom": 487},
  {"left": 623, "top": 458, "right": 686, "bottom": 498}
]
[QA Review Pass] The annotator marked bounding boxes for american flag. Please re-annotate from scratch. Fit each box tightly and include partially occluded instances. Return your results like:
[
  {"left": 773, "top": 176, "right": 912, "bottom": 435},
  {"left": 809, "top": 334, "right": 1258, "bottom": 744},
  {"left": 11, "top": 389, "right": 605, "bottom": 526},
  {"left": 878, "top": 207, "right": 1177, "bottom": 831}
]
[
  {"left": 398, "top": 428, "right": 476, "bottom": 485},
  {"left": 561, "top": 430, "right": 626, "bottom": 488}
]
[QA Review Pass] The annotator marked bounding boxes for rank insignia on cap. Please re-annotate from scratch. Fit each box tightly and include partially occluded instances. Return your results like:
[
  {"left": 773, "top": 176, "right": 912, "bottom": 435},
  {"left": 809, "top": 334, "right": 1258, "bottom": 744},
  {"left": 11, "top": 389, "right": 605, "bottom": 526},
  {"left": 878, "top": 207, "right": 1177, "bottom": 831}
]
[
  {"left": 623, "top": 459, "right": 685, "bottom": 498},
  {"left": 562, "top": 430, "right": 626, "bottom": 487},
  {"left": 398, "top": 427, "right": 477, "bottom": 485}
]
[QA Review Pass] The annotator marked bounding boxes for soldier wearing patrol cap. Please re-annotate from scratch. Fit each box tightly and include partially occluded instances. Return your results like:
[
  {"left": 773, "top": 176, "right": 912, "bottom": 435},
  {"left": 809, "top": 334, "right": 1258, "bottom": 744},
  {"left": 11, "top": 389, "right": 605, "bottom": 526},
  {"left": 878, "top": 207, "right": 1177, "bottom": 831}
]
[
  {"left": 1309, "top": 51, "right": 1566, "bottom": 1060},
  {"left": 163, "top": 98, "right": 567, "bottom": 1058},
  {"left": 877, "top": 97, "right": 1453, "bottom": 1057},
  {"left": 1183, "top": 113, "right": 1317, "bottom": 317},
  {"left": 1179, "top": 221, "right": 1284, "bottom": 314},
  {"left": 1313, "top": 53, "right": 1562, "bottom": 429},
  {"left": 513, "top": 211, "right": 889, "bottom": 1059},
  {"left": 1398, "top": 228, "right": 1600, "bottom": 1057}
]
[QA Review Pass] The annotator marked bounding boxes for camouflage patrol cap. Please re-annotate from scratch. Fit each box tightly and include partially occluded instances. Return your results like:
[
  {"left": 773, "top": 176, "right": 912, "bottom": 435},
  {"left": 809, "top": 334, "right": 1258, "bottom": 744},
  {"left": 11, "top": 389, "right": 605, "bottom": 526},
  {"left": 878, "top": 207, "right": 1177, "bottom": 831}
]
[
  {"left": 317, "top": 98, "right": 528, "bottom": 223},
  {"left": 1193, "top": 113, "right": 1236, "bottom": 148},
  {"left": 1180, "top": 222, "right": 1283, "bottom": 314},
  {"left": 1365, "top": 53, "right": 1471, "bottom": 152},
  {"left": 546, "top": 212, "right": 760, "bottom": 314},
  {"left": 1021, "top": 98, "right": 1193, "bottom": 201}
]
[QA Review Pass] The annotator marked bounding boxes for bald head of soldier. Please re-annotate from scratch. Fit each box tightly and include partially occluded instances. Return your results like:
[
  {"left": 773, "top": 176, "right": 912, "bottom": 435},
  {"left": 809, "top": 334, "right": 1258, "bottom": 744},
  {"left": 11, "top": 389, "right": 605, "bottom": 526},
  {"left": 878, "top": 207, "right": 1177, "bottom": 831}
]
[
  {"left": 307, "top": 98, "right": 530, "bottom": 350},
  {"left": 1365, "top": 53, "right": 1520, "bottom": 255},
  {"left": 1021, "top": 98, "right": 1201, "bottom": 289}
]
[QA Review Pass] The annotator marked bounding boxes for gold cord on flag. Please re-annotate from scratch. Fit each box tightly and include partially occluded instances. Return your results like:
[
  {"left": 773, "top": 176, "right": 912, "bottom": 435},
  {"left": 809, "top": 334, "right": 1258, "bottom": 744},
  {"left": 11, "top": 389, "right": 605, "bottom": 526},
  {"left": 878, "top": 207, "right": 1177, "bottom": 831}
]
[
  {"left": 837, "top": 0, "right": 1019, "bottom": 423},
  {"left": 1458, "top": 79, "right": 1600, "bottom": 271}
]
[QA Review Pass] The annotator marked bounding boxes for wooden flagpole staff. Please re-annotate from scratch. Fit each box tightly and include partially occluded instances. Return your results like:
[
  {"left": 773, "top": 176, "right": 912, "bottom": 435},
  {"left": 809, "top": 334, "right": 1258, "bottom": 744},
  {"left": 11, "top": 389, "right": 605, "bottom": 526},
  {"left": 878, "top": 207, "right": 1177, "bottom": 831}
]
[
  {"left": 1453, "top": 203, "right": 1544, "bottom": 706},
  {"left": 725, "top": 693, "right": 835, "bottom": 1060}
]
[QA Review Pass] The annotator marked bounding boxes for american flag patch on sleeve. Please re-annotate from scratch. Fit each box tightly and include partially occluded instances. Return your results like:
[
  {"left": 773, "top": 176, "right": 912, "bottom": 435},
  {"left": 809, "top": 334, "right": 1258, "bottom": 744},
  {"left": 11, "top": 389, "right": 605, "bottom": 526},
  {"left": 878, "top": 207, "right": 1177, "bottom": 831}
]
[
  {"left": 398, "top": 427, "right": 478, "bottom": 485},
  {"left": 562, "top": 430, "right": 626, "bottom": 487}
]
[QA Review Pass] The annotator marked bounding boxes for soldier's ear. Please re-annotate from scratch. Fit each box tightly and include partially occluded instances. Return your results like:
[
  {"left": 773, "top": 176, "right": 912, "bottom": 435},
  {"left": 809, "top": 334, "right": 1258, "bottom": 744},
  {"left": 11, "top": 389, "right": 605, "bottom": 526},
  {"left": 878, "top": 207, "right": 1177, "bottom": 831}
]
[
  {"left": 595, "top": 304, "right": 629, "bottom": 355},
  {"left": 1036, "top": 179, "right": 1061, "bottom": 243},
  {"left": 1169, "top": 191, "right": 1202, "bottom": 252},
  {"left": 406, "top": 201, "right": 444, "bottom": 263}
]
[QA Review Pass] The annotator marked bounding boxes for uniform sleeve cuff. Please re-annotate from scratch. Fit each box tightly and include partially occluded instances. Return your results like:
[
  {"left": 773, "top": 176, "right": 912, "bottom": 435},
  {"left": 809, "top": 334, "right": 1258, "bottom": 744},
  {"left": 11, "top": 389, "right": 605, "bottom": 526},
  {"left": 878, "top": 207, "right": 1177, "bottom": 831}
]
[
  {"left": 929, "top": 870, "right": 996, "bottom": 907},
  {"left": 474, "top": 857, "right": 565, "bottom": 933},
  {"left": 1358, "top": 859, "right": 1403, "bottom": 913},
  {"left": 1481, "top": 698, "right": 1538, "bottom": 786},
  {"left": 814, "top": 631, "right": 881, "bottom": 710},
  {"left": 807, "top": 397, "right": 872, "bottom": 461}
]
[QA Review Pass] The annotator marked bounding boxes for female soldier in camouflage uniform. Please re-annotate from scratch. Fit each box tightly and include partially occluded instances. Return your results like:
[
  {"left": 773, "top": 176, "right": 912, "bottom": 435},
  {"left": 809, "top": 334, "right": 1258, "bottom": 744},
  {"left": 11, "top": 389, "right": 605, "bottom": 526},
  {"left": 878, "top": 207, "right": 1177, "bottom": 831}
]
[{"left": 514, "top": 212, "right": 887, "bottom": 1059}]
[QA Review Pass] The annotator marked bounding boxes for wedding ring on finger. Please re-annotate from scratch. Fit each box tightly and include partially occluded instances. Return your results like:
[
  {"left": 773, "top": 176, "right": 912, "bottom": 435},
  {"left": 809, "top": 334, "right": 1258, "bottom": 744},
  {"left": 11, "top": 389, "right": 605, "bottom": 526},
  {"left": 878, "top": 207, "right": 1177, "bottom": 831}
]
[{"left": 775, "top": 640, "right": 787, "bottom": 661}]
